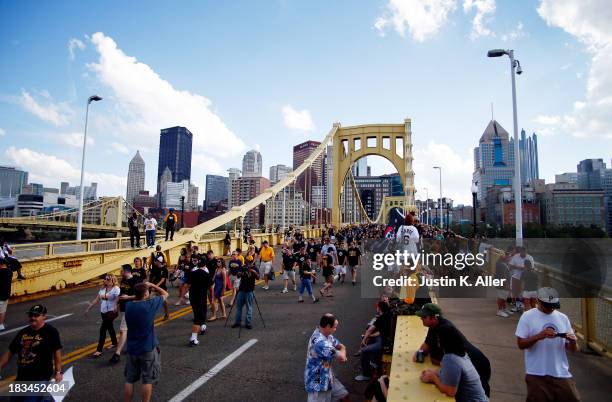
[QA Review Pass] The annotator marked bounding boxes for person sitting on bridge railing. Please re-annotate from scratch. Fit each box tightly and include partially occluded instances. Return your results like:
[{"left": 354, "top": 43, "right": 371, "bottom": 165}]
[{"left": 355, "top": 300, "right": 393, "bottom": 382}]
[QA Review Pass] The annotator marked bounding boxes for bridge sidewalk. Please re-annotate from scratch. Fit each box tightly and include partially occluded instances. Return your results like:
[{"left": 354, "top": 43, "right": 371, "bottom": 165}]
[{"left": 439, "top": 298, "right": 612, "bottom": 402}]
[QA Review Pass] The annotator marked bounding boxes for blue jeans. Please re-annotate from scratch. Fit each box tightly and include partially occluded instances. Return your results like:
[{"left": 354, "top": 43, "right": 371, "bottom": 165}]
[
  {"left": 234, "top": 291, "right": 253, "bottom": 326},
  {"left": 146, "top": 230, "right": 156, "bottom": 246},
  {"left": 361, "top": 336, "right": 383, "bottom": 376},
  {"left": 299, "top": 278, "right": 313, "bottom": 296}
]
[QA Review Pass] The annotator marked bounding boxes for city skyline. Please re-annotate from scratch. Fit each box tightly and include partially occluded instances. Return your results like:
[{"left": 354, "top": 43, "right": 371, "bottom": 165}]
[{"left": 1, "top": 1, "right": 610, "bottom": 205}]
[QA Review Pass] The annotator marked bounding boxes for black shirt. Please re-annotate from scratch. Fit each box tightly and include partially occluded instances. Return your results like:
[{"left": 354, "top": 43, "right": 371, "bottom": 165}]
[
  {"left": 131, "top": 267, "right": 147, "bottom": 283},
  {"left": 292, "top": 241, "right": 305, "bottom": 253},
  {"left": 373, "top": 311, "right": 393, "bottom": 345},
  {"left": 282, "top": 254, "right": 295, "bottom": 271},
  {"left": 238, "top": 265, "right": 259, "bottom": 292},
  {"left": 425, "top": 317, "right": 480, "bottom": 361},
  {"left": 337, "top": 248, "right": 347, "bottom": 265},
  {"left": 188, "top": 267, "right": 212, "bottom": 296},
  {"left": 307, "top": 244, "right": 319, "bottom": 261},
  {"left": 347, "top": 247, "right": 361, "bottom": 266},
  {"left": 149, "top": 265, "right": 169, "bottom": 290},
  {"left": 0, "top": 267, "right": 12, "bottom": 301},
  {"left": 322, "top": 262, "right": 334, "bottom": 278},
  {"left": 128, "top": 216, "right": 138, "bottom": 231},
  {"left": 9, "top": 324, "right": 62, "bottom": 381},
  {"left": 119, "top": 276, "right": 138, "bottom": 312},
  {"left": 166, "top": 214, "right": 176, "bottom": 226}
]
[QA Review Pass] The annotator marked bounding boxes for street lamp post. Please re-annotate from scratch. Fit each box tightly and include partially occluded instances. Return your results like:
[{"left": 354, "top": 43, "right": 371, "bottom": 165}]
[
  {"left": 433, "top": 166, "right": 442, "bottom": 229},
  {"left": 471, "top": 181, "right": 478, "bottom": 238},
  {"left": 76, "top": 95, "right": 102, "bottom": 241},
  {"left": 423, "top": 187, "right": 429, "bottom": 226},
  {"left": 180, "top": 191, "right": 186, "bottom": 229},
  {"left": 488, "top": 48, "right": 523, "bottom": 246}
]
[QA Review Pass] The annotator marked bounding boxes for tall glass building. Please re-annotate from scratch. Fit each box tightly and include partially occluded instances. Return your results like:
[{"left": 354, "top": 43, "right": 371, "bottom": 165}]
[{"left": 157, "top": 126, "right": 193, "bottom": 195}]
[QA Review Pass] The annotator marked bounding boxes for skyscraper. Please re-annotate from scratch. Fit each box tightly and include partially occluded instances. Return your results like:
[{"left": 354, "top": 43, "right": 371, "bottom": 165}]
[
  {"left": 293, "top": 140, "right": 324, "bottom": 205},
  {"left": 227, "top": 168, "right": 242, "bottom": 208},
  {"left": 242, "top": 150, "right": 262, "bottom": 177},
  {"left": 0, "top": 166, "right": 28, "bottom": 197},
  {"left": 204, "top": 174, "right": 229, "bottom": 209},
  {"left": 158, "top": 167, "right": 173, "bottom": 207},
  {"left": 473, "top": 120, "right": 516, "bottom": 204},
  {"left": 269, "top": 164, "right": 291, "bottom": 184},
  {"left": 577, "top": 159, "right": 606, "bottom": 190},
  {"left": 157, "top": 126, "right": 193, "bottom": 195},
  {"left": 126, "top": 150, "right": 145, "bottom": 204},
  {"left": 519, "top": 129, "right": 539, "bottom": 185},
  {"left": 230, "top": 176, "right": 270, "bottom": 227}
]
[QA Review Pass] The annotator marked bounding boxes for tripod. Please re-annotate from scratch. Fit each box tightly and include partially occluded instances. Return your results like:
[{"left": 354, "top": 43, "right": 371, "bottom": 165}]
[{"left": 224, "top": 291, "right": 266, "bottom": 338}]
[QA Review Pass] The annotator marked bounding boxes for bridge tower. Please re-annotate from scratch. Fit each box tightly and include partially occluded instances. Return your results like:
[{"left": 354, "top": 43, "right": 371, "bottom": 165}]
[{"left": 331, "top": 119, "right": 415, "bottom": 226}]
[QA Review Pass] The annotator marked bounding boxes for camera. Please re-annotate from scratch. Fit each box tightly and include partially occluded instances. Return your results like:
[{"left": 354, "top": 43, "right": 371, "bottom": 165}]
[{"left": 555, "top": 332, "right": 567, "bottom": 338}]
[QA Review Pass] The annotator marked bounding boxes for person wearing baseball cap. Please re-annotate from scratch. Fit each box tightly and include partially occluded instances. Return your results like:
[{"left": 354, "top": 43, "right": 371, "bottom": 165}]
[
  {"left": 516, "top": 287, "right": 580, "bottom": 401},
  {"left": 414, "top": 303, "right": 491, "bottom": 397},
  {"left": 0, "top": 304, "right": 63, "bottom": 384}
]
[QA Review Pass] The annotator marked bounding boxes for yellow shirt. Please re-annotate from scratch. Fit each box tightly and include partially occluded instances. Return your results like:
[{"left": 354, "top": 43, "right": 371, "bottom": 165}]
[
  {"left": 260, "top": 246, "right": 275, "bottom": 262},
  {"left": 237, "top": 255, "right": 245, "bottom": 265}
]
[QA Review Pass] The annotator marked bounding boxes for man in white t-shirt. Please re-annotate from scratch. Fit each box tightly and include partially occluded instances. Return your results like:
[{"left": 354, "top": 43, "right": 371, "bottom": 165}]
[
  {"left": 515, "top": 287, "right": 580, "bottom": 402},
  {"left": 144, "top": 214, "right": 158, "bottom": 248},
  {"left": 508, "top": 246, "right": 535, "bottom": 311}
]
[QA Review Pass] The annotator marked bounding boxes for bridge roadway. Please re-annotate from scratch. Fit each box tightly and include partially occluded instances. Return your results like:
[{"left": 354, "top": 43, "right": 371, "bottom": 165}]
[{"left": 0, "top": 255, "right": 377, "bottom": 402}]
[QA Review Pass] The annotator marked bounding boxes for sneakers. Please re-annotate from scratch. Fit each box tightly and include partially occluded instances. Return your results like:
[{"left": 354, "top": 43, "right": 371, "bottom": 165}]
[
  {"left": 496, "top": 310, "right": 509, "bottom": 318},
  {"left": 245, "top": 324, "right": 252, "bottom": 330},
  {"left": 352, "top": 281, "right": 356, "bottom": 287},
  {"left": 200, "top": 324, "right": 207, "bottom": 335},
  {"left": 504, "top": 308, "right": 514, "bottom": 315},
  {"left": 163, "top": 313, "right": 169, "bottom": 321},
  {"left": 262, "top": 286, "right": 269, "bottom": 290},
  {"left": 109, "top": 354, "right": 120, "bottom": 364},
  {"left": 298, "top": 299, "right": 304, "bottom": 303},
  {"left": 313, "top": 298, "right": 320, "bottom": 303},
  {"left": 281, "top": 288, "right": 288, "bottom": 294},
  {"left": 293, "top": 285, "right": 297, "bottom": 291},
  {"left": 189, "top": 339, "right": 199, "bottom": 347},
  {"left": 231, "top": 323, "right": 241, "bottom": 328},
  {"left": 0, "top": 324, "right": 5, "bottom": 331},
  {"left": 354, "top": 375, "right": 371, "bottom": 382}
]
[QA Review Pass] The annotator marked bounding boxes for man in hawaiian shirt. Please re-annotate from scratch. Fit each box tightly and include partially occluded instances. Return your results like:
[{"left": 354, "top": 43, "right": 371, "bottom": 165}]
[{"left": 305, "top": 313, "right": 349, "bottom": 402}]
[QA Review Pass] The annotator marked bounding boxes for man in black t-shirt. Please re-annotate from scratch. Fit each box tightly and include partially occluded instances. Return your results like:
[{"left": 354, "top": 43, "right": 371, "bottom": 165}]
[
  {"left": 128, "top": 212, "right": 140, "bottom": 248},
  {"left": 231, "top": 261, "right": 260, "bottom": 329},
  {"left": 336, "top": 242, "right": 348, "bottom": 285},
  {"left": 149, "top": 257, "right": 169, "bottom": 320},
  {"left": 0, "top": 304, "right": 63, "bottom": 383},
  {"left": 187, "top": 257, "right": 212, "bottom": 346},
  {"left": 347, "top": 241, "right": 362, "bottom": 286},
  {"left": 281, "top": 247, "right": 296, "bottom": 293},
  {"left": 110, "top": 265, "right": 139, "bottom": 364},
  {"left": 295, "top": 247, "right": 318, "bottom": 303},
  {"left": 355, "top": 301, "right": 392, "bottom": 381}
]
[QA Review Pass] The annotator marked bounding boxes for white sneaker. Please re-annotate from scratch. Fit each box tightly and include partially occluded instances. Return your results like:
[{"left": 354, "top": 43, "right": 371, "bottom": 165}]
[
  {"left": 281, "top": 288, "right": 288, "bottom": 293},
  {"left": 510, "top": 306, "right": 518, "bottom": 312},
  {"left": 497, "top": 310, "right": 509, "bottom": 318},
  {"left": 293, "top": 285, "right": 297, "bottom": 291},
  {"left": 0, "top": 324, "right": 5, "bottom": 331},
  {"left": 504, "top": 308, "right": 514, "bottom": 315},
  {"left": 262, "top": 286, "right": 269, "bottom": 290}
]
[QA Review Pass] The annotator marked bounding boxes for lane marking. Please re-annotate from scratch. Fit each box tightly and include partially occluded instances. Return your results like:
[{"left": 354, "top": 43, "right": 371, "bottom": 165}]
[
  {"left": 0, "top": 314, "right": 73, "bottom": 336},
  {"left": 168, "top": 338, "right": 258, "bottom": 402}
]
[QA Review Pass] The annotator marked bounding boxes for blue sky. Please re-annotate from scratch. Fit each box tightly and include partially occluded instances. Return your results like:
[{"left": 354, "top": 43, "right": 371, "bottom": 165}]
[{"left": 0, "top": 0, "right": 610, "bottom": 204}]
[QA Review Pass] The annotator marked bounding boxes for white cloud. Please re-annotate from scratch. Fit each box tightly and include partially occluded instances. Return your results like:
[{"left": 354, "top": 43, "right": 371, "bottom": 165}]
[
  {"left": 68, "top": 38, "right": 85, "bottom": 60},
  {"left": 538, "top": 0, "right": 612, "bottom": 139},
  {"left": 3, "top": 146, "right": 125, "bottom": 196},
  {"left": 374, "top": 0, "right": 457, "bottom": 42},
  {"left": 533, "top": 114, "right": 561, "bottom": 125},
  {"left": 413, "top": 140, "right": 473, "bottom": 204},
  {"left": 18, "top": 90, "right": 72, "bottom": 126},
  {"left": 0, "top": 128, "right": 5, "bottom": 136},
  {"left": 58, "top": 132, "right": 95, "bottom": 148},
  {"left": 111, "top": 142, "right": 129, "bottom": 154},
  {"left": 463, "top": 0, "right": 496, "bottom": 40},
  {"left": 282, "top": 105, "right": 315, "bottom": 131},
  {"left": 87, "top": 32, "right": 245, "bottom": 160},
  {"left": 501, "top": 21, "right": 526, "bottom": 41}
]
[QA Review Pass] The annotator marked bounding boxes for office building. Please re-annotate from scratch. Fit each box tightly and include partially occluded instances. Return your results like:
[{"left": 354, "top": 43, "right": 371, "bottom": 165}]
[
  {"left": 473, "top": 120, "right": 516, "bottom": 205},
  {"left": 293, "top": 140, "right": 324, "bottom": 206},
  {"left": 60, "top": 182, "right": 69, "bottom": 195},
  {"left": 543, "top": 184, "right": 605, "bottom": 228},
  {"left": 62, "top": 182, "right": 98, "bottom": 201},
  {"left": 242, "top": 150, "right": 262, "bottom": 178},
  {"left": 162, "top": 180, "right": 190, "bottom": 211},
  {"left": 133, "top": 191, "right": 157, "bottom": 214},
  {"left": 157, "top": 126, "right": 193, "bottom": 195},
  {"left": 576, "top": 159, "right": 611, "bottom": 234},
  {"left": 269, "top": 164, "right": 292, "bottom": 184},
  {"left": 188, "top": 183, "right": 199, "bottom": 211},
  {"left": 230, "top": 176, "right": 270, "bottom": 227},
  {"left": 227, "top": 168, "right": 242, "bottom": 208},
  {"left": 22, "top": 183, "right": 44, "bottom": 195},
  {"left": 343, "top": 173, "right": 404, "bottom": 221},
  {"left": 0, "top": 166, "right": 28, "bottom": 197},
  {"left": 158, "top": 167, "right": 173, "bottom": 207},
  {"left": 519, "top": 130, "right": 539, "bottom": 185},
  {"left": 204, "top": 175, "right": 229, "bottom": 209},
  {"left": 126, "top": 150, "right": 145, "bottom": 204},
  {"left": 555, "top": 173, "right": 578, "bottom": 184},
  {"left": 265, "top": 185, "right": 304, "bottom": 227},
  {"left": 484, "top": 185, "right": 540, "bottom": 227},
  {"left": 351, "top": 157, "right": 368, "bottom": 177}
]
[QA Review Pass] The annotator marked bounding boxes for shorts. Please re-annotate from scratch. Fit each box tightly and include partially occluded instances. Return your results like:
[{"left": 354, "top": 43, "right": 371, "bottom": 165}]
[
  {"left": 496, "top": 289, "right": 510, "bottom": 300},
  {"left": 125, "top": 348, "right": 161, "bottom": 385},
  {"left": 120, "top": 312, "right": 128, "bottom": 331},
  {"left": 282, "top": 270, "right": 296, "bottom": 281},
  {"left": 190, "top": 293, "right": 207, "bottom": 325},
  {"left": 523, "top": 290, "right": 538, "bottom": 299},
  {"left": 307, "top": 379, "right": 349, "bottom": 402},
  {"left": 525, "top": 374, "right": 580, "bottom": 402},
  {"left": 261, "top": 261, "right": 273, "bottom": 275},
  {"left": 335, "top": 265, "right": 346, "bottom": 275},
  {"left": 0, "top": 299, "right": 8, "bottom": 314}
]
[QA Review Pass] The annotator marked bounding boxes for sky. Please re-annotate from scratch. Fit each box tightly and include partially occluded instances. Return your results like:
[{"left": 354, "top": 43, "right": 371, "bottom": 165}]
[{"left": 0, "top": 0, "right": 610, "bottom": 205}]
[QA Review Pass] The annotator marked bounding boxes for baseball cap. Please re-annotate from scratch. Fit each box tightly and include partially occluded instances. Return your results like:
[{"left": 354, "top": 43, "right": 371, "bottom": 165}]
[
  {"left": 28, "top": 304, "right": 47, "bottom": 315},
  {"left": 415, "top": 303, "right": 442, "bottom": 317},
  {"left": 537, "top": 287, "right": 560, "bottom": 309},
  {"left": 262, "top": 240, "right": 268, "bottom": 244}
]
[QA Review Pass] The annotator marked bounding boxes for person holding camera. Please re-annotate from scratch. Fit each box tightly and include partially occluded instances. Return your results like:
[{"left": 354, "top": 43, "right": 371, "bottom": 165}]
[
  {"left": 516, "top": 287, "right": 580, "bottom": 402},
  {"left": 124, "top": 281, "right": 168, "bottom": 402},
  {"left": 231, "top": 257, "right": 260, "bottom": 329},
  {"left": 85, "top": 273, "right": 120, "bottom": 358}
]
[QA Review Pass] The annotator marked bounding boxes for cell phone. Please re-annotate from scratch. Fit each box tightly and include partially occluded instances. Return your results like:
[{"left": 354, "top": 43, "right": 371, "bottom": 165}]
[{"left": 555, "top": 333, "right": 567, "bottom": 338}]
